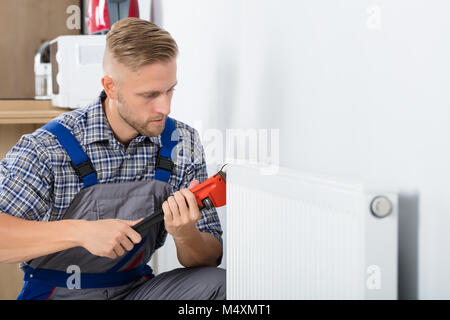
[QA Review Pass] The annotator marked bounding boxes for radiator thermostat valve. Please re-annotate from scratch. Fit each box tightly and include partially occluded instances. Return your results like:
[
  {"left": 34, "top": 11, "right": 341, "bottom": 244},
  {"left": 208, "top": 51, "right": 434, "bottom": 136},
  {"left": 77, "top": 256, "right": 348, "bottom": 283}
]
[{"left": 370, "top": 195, "right": 393, "bottom": 218}]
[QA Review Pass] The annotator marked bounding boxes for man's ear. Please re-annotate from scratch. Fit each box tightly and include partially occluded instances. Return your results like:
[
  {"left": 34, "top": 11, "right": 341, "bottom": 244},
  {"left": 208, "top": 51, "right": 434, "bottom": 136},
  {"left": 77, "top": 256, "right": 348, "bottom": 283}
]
[{"left": 101, "top": 75, "right": 117, "bottom": 100}]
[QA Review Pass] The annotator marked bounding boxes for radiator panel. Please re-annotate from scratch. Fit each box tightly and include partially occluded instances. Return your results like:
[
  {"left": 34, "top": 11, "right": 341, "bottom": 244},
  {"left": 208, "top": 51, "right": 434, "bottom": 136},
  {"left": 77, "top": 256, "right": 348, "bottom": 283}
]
[{"left": 226, "top": 164, "right": 397, "bottom": 300}]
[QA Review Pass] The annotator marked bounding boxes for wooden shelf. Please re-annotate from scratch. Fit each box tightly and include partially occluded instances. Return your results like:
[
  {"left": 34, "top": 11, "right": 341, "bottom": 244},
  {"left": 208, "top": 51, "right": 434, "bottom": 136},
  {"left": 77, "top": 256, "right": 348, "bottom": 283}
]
[{"left": 0, "top": 100, "right": 71, "bottom": 124}]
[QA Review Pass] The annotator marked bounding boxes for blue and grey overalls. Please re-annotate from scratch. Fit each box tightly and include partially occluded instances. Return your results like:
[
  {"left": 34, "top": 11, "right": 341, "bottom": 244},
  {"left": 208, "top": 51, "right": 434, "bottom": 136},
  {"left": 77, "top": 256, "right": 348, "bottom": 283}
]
[{"left": 16, "top": 117, "right": 225, "bottom": 300}]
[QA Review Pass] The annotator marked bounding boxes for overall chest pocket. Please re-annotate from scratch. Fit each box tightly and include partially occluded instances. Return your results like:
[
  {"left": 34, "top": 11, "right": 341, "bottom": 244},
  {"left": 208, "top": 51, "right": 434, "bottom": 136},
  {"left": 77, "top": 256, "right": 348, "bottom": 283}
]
[{"left": 97, "top": 193, "right": 156, "bottom": 222}]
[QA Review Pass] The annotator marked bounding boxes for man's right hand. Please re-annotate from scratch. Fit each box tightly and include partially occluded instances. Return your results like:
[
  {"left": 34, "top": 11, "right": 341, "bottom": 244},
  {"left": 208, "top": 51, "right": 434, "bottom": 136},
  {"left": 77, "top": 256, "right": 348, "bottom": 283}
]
[{"left": 78, "top": 218, "right": 143, "bottom": 259}]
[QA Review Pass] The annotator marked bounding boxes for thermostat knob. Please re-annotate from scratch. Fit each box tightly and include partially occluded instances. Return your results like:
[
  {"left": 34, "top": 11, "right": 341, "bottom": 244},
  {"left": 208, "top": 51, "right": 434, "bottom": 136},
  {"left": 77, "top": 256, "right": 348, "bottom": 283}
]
[{"left": 370, "top": 196, "right": 393, "bottom": 218}]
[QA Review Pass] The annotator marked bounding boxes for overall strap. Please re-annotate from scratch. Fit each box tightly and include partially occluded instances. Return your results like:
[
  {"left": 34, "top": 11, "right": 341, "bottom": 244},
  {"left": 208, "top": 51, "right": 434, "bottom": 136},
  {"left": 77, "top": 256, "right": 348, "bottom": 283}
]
[
  {"left": 21, "top": 264, "right": 154, "bottom": 292},
  {"left": 154, "top": 117, "right": 179, "bottom": 183},
  {"left": 42, "top": 121, "right": 98, "bottom": 188},
  {"left": 18, "top": 236, "right": 153, "bottom": 294}
]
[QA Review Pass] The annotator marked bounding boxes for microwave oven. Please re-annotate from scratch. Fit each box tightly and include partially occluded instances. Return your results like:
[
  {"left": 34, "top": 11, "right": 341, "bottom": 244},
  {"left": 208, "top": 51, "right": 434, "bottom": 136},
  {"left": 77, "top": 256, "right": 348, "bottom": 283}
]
[{"left": 50, "top": 35, "right": 106, "bottom": 108}]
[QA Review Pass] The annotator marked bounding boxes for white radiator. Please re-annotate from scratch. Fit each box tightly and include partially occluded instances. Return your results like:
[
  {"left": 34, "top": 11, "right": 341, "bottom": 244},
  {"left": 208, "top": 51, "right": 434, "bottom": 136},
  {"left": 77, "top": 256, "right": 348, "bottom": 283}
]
[{"left": 226, "top": 163, "right": 398, "bottom": 300}]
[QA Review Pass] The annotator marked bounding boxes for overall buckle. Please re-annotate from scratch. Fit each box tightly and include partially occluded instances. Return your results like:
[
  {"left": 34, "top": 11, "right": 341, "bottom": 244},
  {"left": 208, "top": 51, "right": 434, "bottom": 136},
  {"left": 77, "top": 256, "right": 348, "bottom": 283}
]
[
  {"left": 70, "top": 159, "right": 96, "bottom": 180},
  {"left": 156, "top": 154, "right": 174, "bottom": 172}
]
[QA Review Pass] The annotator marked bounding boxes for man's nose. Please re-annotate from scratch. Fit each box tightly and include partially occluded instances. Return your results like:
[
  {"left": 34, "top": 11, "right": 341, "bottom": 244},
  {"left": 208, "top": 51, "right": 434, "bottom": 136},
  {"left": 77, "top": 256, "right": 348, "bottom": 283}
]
[{"left": 154, "top": 95, "right": 171, "bottom": 115}]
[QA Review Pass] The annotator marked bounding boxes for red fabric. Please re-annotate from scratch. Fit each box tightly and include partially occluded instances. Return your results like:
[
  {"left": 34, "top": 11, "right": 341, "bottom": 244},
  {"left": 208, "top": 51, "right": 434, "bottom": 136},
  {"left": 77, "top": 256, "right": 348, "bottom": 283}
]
[
  {"left": 45, "top": 286, "right": 56, "bottom": 300},
  {"left": 124, "top": 251, "right": 144, "bottom": 271}
]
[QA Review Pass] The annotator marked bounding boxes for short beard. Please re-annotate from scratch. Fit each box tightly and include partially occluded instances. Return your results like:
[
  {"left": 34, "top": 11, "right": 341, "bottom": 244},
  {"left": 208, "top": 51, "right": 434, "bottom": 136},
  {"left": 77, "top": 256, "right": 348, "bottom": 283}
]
[{"left": 116, "top": 90, "right": 165, "bottom": 138}]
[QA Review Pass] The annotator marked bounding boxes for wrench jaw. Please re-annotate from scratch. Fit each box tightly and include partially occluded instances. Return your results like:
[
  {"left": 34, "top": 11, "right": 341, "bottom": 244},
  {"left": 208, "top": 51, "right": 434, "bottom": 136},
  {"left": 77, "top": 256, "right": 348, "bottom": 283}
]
[
  {"left": 201, "top": 197, "right": 215, "bottom": 210},
  {"left": 217, "top": 163, "right": 228, "bottom": 183}
]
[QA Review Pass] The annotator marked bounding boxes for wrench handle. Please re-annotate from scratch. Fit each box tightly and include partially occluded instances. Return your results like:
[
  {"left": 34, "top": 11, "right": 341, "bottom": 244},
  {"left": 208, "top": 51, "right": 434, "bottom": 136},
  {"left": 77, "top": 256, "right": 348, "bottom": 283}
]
[{"left": 133, "top": 208, "right": 164, "bottom": 236}]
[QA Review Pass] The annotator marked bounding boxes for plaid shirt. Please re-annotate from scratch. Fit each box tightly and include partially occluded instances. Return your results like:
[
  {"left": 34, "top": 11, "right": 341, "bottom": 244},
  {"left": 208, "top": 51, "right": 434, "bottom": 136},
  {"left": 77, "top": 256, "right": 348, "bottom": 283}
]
[{"left": 0, "top": 91, "right": 223, "bottom": 248}]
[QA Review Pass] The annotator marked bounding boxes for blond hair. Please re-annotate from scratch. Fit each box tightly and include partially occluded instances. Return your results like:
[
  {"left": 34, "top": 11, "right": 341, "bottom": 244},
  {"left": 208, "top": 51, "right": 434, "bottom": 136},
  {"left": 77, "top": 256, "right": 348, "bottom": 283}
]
[{"left": 105, "top": 18, "right": 178, "bottom": 71}]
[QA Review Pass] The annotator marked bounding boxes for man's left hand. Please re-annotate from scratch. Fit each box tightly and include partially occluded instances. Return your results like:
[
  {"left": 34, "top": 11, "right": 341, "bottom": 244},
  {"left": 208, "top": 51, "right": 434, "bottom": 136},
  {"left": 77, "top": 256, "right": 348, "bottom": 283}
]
[{"left": 163, "top": 180, "right": 202, "bottom": 242}]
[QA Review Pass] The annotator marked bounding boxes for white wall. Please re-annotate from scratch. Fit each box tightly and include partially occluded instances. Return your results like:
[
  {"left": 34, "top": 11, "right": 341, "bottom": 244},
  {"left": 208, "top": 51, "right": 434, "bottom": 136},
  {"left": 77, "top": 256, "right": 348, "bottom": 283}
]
[{"left": 150, "top": 0, "right": 450, "bottom": 299}]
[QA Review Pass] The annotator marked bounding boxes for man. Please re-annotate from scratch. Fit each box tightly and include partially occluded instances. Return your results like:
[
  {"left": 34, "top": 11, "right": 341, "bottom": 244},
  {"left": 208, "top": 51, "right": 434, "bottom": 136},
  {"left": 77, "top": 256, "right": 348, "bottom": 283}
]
[{"left": 0, "top": 18, "right": 225, "bottom": 300}]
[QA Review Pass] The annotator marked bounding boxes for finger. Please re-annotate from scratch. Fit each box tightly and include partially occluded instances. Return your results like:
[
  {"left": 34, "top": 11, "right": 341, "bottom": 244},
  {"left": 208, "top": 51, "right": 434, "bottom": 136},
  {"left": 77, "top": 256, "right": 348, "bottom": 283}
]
[
  {"left": 113, "top": 245, "right": 125, "bottom": 257},
  {"left": 174, "top": 191, "right": 189, "bottom": 216},
  {"left": 122, "top": 217, "right": 144, "bottom": 227},
  {"left": 114, "top": 235, "right": 129, "bottom": 256},
  {"left": 162, "top": 200, "right": 172, "bottom": 223},
  {"left": 106, "top": 251, "right": 117, "bottom": 259},
  {"left": 180, "top": 188, "right": 201, "bottom": 220},
  {"left": 125, "top": 229, "right": 142, "bottom": 244},
  {"left": 188, "top": 179, "right": 199, "bottom": 190},
  {"left": 120, "top": 234, "right": 135, "bottom": 251},
  {"left": 119, "top": 219, "right": 143, "bottom": 244},
  {"left": 103, "top": 247, "right": 117, "bottom": 259},
  {"left": 167, "top": 196, "right": 180, "bottom": 219}
]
